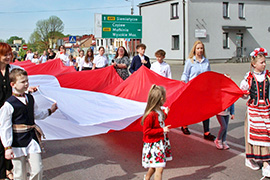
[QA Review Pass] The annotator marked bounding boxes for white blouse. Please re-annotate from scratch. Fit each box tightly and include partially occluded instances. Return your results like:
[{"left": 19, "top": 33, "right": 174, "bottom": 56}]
[{"left": 240, "top": 71, "right": 266, "bottom": 91}]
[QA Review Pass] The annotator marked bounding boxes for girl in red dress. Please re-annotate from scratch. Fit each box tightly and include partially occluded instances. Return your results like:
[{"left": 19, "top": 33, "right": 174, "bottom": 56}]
[{"left": 141, "top": 84, "right": 172, "bottom": 180}]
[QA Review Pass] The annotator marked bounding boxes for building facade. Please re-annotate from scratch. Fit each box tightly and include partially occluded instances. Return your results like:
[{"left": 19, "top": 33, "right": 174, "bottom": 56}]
[{"left": 139, "top": 0, "right": 270, "bottom": 61}]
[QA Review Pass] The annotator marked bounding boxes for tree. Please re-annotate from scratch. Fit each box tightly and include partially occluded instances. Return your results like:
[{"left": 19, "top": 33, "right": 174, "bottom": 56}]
[
  {"left": 29, "top": 16, "right": 64, "bottom": 51},
  {"left": 48, "top": 16, "right": 64, "bottom": 41},
  {"left": 6, "top": 36, "right": 25, "bottom": 45},
  {"left": 28, "top": 31, "right": 42, "bottom": 52},
  {"left": 0, "top": 39, "right": 5, "bottom": 42},
  {"left": 18, "top": 48, "right": 26, "bottom": 61}
]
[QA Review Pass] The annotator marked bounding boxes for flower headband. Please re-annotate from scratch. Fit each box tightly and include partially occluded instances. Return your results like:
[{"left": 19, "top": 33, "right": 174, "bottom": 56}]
[{"left": 250, "top": 48, "right": 268, "bottom": 57}]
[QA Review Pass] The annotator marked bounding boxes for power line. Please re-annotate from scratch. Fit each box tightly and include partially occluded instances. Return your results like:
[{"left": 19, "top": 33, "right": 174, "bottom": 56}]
[{"left": 0, "top": 5, "right": 129, "bottom": 14}]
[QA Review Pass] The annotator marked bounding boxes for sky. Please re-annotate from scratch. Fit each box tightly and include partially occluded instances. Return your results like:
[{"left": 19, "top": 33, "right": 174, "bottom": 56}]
[{"left": 0, "top": 0, "right": 147, "bottom": 42}]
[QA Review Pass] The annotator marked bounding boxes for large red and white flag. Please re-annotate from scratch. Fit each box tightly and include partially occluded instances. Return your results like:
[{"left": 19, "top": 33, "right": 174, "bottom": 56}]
[{"left": 13, "top": 59, "right": 244, "bottom": 140}]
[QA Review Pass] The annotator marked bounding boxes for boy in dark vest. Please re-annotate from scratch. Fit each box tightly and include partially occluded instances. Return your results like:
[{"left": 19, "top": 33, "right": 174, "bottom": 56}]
[{"left": 0, "top": 68, "right": 57, "bottom": 180}]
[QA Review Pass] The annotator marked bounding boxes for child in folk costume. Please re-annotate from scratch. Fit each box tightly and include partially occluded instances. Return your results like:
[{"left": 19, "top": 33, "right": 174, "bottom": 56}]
[
  {"left": 240, "top": 48, "right": 270, "bottom": 177},
  {"left": 0, "top": 68, "right": 57, "bottom": 180},
  {"left": 141, "top": 85, "right": 172, "bottom": 180}
]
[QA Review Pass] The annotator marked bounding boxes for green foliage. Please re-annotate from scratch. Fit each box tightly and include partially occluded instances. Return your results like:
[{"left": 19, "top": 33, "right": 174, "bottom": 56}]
[
  {"left": 6, "top": 36, "right": 25, "bottom": 45},
  {"left": 18, "top": 48, "right": 27, "bottom": 60},
  {"left": 29, "top": 15, "right": 64, "bottom": 50}
]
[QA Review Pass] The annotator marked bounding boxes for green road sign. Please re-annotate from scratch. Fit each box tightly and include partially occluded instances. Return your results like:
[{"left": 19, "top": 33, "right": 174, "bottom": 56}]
[{"left": 102, "top": 14, "right": 142, "bottom": 39}]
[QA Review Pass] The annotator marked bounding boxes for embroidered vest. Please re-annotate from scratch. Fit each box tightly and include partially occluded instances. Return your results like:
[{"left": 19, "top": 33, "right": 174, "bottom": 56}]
[
  {"left": 247, "top": 71, "right": 270, "bottom": 106},
  {"left": 6, "top": 94, "right": 38, "bottom": 147}
]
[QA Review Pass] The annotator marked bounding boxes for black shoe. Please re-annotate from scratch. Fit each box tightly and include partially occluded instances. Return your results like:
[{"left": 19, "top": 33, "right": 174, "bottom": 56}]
[
  {"left": 204, "top": 133, "right": 216, "bottom": 141},
  {"left": 181, "top": 127, "right": 191, "bottom": 135}
]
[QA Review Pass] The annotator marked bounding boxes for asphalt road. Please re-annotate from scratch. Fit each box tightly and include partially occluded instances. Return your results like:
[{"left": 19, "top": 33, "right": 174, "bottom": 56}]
[{"left": 42, "top": 62, "right": 268, "bottom": 180}]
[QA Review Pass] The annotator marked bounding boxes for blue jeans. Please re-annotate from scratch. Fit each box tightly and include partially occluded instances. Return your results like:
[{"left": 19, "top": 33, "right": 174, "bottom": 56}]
[{"left": 216, "top": 115, "right": 229, "bottom": 141}]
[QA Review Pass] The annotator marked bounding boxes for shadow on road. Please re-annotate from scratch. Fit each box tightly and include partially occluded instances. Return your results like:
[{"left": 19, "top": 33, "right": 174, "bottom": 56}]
[{"left": 42, "top": 128, "right": 253, "bottom": 179}]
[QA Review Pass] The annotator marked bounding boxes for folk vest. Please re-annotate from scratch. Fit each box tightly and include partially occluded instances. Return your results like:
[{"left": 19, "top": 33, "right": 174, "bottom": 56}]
[
  {"left": 247, "top": 71, "right": 270, "bottom": 106},
  {"left": 7, "top": 94, "right": 38, "bottom": 147}
]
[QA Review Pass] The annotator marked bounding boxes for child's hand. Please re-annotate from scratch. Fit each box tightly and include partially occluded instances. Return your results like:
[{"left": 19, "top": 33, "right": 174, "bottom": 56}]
[
  {"left": 231, "top": 115, "right": 235, "bottom": 120},
  {"left": 28, "top": 86, "right": 39, "bottom": 93},
  {"left": 5, "top": 149, "right": 14, "bottom": 160},
  {"left": 241, "top": 90, "right": 249, "bottom": 99},
  {"left": 163, "top": 125, "right": 171, "bottom": 133},
  {"left": 50, "top": 103, "right": 58, "bottom": 113},
  {"left": 141, "top": 59, "right": 147, "bottom": 64},
  {"left": 242, "top": 94, "right": 249, "bottom": 99}
]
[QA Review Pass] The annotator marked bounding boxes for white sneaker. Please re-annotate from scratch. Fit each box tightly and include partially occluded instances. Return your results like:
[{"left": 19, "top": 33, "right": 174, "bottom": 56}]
[
  {"left": 223, "top": 141, "right": 230, "bottom": 150},
  {"left": 245, "top": 159, "right": 260, "bottom": 170},
  {"left": 214, "top": 139, "right": 223, "bottom": 149},
  {"left": 262, "top": 165, "right": 270, "bottom": 177}
]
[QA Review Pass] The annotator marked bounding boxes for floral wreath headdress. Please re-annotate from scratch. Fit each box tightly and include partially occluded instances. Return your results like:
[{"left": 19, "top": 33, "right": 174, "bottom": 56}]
[{"left": 250, "top": 48, "right": 268, "bottom": 57}]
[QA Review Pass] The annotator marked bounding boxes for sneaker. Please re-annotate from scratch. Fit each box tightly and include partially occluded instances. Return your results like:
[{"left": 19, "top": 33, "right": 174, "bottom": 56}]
[
  {"left": 214, "top": 139, "right": 223, "bottom": 150},
  {"left": 245, "top": 159, "right": 260, "bottom": 170},
  {"left": 223, "top": 141, "right": 230, "bottom": 150},
  {"left": 204, "top": 133, "right": 216, "bottom": 141},
  {"left": 181, "top": 127, "right": 191, "bottom": 135},
  {"left": 262, "top": 165, "right": 270, "bottom": 177}
]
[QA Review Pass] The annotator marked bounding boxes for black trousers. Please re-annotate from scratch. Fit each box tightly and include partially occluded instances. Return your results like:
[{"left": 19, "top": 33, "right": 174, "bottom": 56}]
[
  {"left": 202, "top": 119, "right": 210, "bottom": 133},
  {"left": 0, "top": 140, "right": 13, "bottom": 178}
]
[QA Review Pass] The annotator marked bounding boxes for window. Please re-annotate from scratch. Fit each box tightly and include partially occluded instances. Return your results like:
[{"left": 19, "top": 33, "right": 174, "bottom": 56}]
[
  {"left": 239, "top": 3, "right": 245, "bottom": 19},
  {"left": 172, "top": 35, "right": 179, "bottom": 50},
  {"left": 223, "top": 2, "right": 229, "bottom": 18},
  {"left": 171, "top": 3, "right": 179, "bottom": 19},
  {"left": 223, "top": 32, "right": 229, "bottom": 49}
]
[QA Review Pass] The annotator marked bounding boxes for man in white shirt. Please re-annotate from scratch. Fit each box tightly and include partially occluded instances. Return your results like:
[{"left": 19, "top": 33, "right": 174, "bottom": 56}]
[
  {"left": 150, "top": 49, "right": 172, "bottom": 79},
  {"left": 92, "top": 47, "right": 108, "bottom": 69},
  {"left": 59, "top": 47, "right": 70, "bottom": 66},
  {"left": 25, "top": 49, "right": 34, "bottom": 61}
]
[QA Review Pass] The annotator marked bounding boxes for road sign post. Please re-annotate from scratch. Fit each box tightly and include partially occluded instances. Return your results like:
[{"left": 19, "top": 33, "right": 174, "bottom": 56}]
[
  {"left": 69, "top": 36, "right": 76, "bottom": 55},
  {"left": 102, "top": 14, "right": 142, "bottom": 39}
]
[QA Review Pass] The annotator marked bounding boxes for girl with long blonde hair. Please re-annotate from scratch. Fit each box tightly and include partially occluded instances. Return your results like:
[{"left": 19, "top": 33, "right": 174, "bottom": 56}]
[
  {"left": 180, "top": 40, "right": 215, "bottom": 141},
  {"left": 141, "top": 84, "right": 172, "bottom": 180}
]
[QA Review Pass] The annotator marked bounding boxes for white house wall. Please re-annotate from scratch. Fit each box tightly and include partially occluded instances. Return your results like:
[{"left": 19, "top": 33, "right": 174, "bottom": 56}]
[
  {"left": 242, "top": 1, "right": 270, "bottom": 55},
  {"left": 140, "top": 0, "right": 270, "bottom": 61},
  {"left": 188, "top": 0, "right": 270, "bottom": 60},
  {"left": 141, "top": 0, "right": 183, "bottom": 60}
]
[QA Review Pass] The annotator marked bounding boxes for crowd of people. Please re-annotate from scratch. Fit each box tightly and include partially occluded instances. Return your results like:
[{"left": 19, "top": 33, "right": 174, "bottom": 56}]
[
  {"left": 21, "top": 43, "right": 172, "bottom": 81},
  {"left": 0, "top": 41, "right": 270, "bottom": 179}
]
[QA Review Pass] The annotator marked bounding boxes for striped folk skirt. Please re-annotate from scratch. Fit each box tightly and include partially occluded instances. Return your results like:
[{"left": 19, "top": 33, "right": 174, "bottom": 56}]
[{"left": 246, "top": 102, "right": 270, "bottom": 161}]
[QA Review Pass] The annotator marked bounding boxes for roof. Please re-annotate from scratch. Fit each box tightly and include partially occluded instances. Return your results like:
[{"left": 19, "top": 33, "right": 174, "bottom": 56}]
[
  {"left": 78, "top": 35, "right": 92, "bottom": 41},
  {"left": 62, "top": 34, "right": 95, "bottom": 44},
  {"left": 138, "top": 0, "right": 173, "bottom": 7}
]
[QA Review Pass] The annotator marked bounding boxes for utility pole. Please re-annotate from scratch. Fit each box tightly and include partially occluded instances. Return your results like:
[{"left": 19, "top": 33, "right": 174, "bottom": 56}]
[
  {"left": 126, "top": 0, "right": 134, "bottom": 56},
  {"left": 126, "top": 0, "right": 134, "bottom": 15}
]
